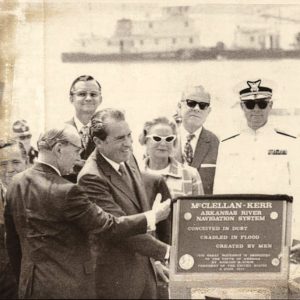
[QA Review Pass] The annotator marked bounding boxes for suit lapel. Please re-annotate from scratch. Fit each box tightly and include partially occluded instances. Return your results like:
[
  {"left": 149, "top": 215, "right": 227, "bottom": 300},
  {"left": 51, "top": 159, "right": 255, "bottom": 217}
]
[
  {"left": 192, "top": 127, "right": 210, "bottom": 168},
  {"left": 96, "top": 152, "right": 141, "bottom": 210},
  {"left": 126, "top": 158, "right": 150, "bottom": 212}
]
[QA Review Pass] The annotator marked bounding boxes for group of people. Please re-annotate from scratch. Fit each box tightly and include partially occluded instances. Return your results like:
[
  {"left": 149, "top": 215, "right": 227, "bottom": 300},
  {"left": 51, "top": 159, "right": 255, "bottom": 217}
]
[{"left": 0, "top": 75, "right": 298, "bottom": 299}]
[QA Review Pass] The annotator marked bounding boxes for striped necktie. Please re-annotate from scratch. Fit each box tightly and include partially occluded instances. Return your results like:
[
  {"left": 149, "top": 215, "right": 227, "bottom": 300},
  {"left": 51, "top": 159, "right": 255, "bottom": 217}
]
[{"left": 184, "top": 133, "right": 195, "bottom": 165}]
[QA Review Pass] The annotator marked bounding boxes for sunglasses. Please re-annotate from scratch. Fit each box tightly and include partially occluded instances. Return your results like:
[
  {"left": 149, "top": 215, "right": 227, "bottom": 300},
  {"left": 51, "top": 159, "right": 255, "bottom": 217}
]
[
  {"left": 242, "top": 100, "right": 270, "bottom": 110},
  {"left": 146, "top": 135, "right": 176, "bottom": 143},
  {"left": 185, "top": 99, "right": 210, "bottom": 110},
  {"left": 19, "top": 134, "right": 32, "bottom": 140}
]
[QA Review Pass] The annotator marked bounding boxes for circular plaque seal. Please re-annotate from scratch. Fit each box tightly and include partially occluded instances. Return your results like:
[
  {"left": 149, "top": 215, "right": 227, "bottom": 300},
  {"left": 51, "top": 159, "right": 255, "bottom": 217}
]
[
  {"left": 272, "top": 258, "right": 280, "bottom": 266},
  {"left": 184, "top": 212, "right": 192, "bottom": 221},
  {"left": 270, "top": 212, "right": 278, "bottom": 220},
  {"left": 179, "top": 254, "right": 194, "bottom": 270}
]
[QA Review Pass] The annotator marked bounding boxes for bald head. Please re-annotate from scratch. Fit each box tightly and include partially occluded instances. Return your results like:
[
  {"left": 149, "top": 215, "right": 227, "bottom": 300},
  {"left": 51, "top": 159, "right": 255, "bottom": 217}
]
[{"left": 37, "top": 124, "right": 82, "bottom": 175}]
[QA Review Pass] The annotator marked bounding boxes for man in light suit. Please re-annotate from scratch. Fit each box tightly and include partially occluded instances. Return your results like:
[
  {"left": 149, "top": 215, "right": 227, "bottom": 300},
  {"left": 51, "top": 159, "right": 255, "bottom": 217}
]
[
  {"left": 4, "top": 124, "right": 170, "bottom": 299},
  {"left": 78, "top": 108, "right": 171, "bottom": 299},
  {"left": 174, "top": 85, "right": 219, "bottom": 194},
  {"left": 65, "top": 75, "right": 102, "bottom": 182}
]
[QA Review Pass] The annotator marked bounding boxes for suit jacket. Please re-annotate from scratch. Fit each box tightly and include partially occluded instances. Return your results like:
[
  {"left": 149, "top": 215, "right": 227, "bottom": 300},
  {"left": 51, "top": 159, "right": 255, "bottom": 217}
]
[
  {"left": 176, "top": 127, "right": 219, "bottom": 195},
  {"left": 64, "top": 117, "right": 95, "bottom": 183},
  {"left": 4, "top": 163, "right": 147, "bottom": 299},
  {"left": 191, "top": 127, "right": 219, "bottom": 195},
  {"left": 66, "top": 117, "right": 95, "bottom": 160},
  {"left": 78, "top": 151, "right": 169, "bottom": 299}
]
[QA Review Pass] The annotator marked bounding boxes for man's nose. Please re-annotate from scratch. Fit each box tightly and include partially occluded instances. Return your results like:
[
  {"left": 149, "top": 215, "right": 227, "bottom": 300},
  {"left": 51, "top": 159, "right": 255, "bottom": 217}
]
[
  {"left": 124, "top": 136, "right": 133, "bottom": 146},
  {"left": 6, "top": 162, "right": 15, "bottom": 173},
  {"left": 85, "top": 92, "right": 92, "bottom": 101}
]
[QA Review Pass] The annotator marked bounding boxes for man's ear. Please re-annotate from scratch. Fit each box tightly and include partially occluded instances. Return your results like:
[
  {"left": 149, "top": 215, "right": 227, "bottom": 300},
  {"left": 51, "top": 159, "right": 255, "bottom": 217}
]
[
  {"left": 69, "top": 94, "right": 74, "bottom": 104},
  {"left": 52, "top": 142, "right": 63, "bottom": 157},
  {"left": 269, "top": 101, "right": 273, "bottom": 109}
]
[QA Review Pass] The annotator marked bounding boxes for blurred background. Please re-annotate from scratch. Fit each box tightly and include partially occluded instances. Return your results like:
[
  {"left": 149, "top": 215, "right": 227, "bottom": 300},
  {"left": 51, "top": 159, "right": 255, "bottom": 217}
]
[{"left": 8, "top": 0, "right": 300, "bottom": 160}]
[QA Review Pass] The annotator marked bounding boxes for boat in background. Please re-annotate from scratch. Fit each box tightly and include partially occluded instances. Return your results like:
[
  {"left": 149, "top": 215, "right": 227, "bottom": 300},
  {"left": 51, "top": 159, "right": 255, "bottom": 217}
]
[{"left": 61, "top": 5, "right": 300, "bottom": 62}]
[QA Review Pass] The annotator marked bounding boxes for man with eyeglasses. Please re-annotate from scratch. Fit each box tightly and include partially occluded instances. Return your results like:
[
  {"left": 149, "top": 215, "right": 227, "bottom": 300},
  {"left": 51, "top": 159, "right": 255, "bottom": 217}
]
[
  {"left": 65, "top": 75, "right": 102, "bottom": 182},
  {"left": 4, "top": 124, "right": 170, "bottom": 299},
  {"left": 12, "top": 120, "right": 38, "bottom": 165},
  {"left": 213, "top": 79, "right": 296, "bottom": 194},
  {"left": 174, "top": 85, "right": 219, "bottom": 195}
]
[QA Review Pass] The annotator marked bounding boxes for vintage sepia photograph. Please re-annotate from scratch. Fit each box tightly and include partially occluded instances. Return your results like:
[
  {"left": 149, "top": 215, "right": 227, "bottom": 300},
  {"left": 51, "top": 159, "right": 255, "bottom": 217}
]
[{"left": 1, "top": 0, "right": 300, "bottom": 299}]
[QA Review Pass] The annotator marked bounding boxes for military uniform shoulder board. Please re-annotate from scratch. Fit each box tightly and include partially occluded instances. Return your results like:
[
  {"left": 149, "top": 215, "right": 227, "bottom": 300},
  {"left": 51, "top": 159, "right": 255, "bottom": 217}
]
[
  {"left": 221, "top": 134, "right": 240, "bottom": 142},
  {"left": 275, "top": 129, "right": 297, "bottom": 139}
]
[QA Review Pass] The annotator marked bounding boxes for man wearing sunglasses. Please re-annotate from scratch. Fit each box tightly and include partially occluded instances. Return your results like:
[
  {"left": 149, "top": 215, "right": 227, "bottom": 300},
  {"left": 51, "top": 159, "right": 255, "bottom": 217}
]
[
  {"left": 174, "top": 85, "right": 219, "bottom": 195},
  {"left": 65, "top": 75, "right": 102, "bottom": 182},
  {"left": 214, "top": 79, "right": 296, "bottom": 195},
  {"left": 12, "top": 120, "right": 38, "bottom": 165}
]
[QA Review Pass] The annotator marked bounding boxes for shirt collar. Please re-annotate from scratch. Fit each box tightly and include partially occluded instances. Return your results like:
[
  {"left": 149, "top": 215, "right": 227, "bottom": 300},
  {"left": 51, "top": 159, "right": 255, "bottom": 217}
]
[
  {"left": 101, "top": 153, "right": 123, "bottom": 173},
  {"left": 36, "top": 160, "right": 61, "bottom": 176},
  {"left": 242, "top": 122, "right": 274, "bottom": 136},
  {"left": 73, "top": 116, "right": 90, "bottom": 133},
  {"left": 181, "top": 126, "right": 202, "bottom": 141}
]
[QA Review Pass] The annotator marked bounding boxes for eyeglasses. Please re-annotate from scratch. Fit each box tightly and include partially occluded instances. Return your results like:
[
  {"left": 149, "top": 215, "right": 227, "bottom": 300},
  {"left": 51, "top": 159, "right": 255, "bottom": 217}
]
[
  {"left": 71, "top": 91, "right": 100, "bottom": 99},
  {"left": 19, "top": 134, "right": 32, "bottom": 140},
  {"left": 185, "top": 99, "right": 210, "bottom": 110},
  {"left": 146, "top": 135, "right": 176, "bottom": 143},
  {"left": 243, "top": 100, "right": 270, "bottom": 110}
]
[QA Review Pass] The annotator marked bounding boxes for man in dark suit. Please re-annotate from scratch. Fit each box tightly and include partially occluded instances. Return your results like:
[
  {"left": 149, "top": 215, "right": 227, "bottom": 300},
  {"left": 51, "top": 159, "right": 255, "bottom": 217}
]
[
  {"left": 0, "top": 140, "right": 27, "bottom": 299},
  {"left": 4, "top": 124, "right": 170, "bottom": 299},
  {"left": 78, "top": 108, "right": 171, "bottom": 299},
  {"left": 65, "top": 75, "right": 102, "bottom": 182},
  {"left": 174, "top": 85, "right": 219, "bottom": 194}
]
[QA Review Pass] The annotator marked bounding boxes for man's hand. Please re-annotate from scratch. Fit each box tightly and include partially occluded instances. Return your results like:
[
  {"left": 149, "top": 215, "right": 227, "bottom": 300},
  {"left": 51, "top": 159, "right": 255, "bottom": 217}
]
[
  {"left": 152, "top": 193, "right": 171, "bottom": 224},
  {"left": 154, "top": 261, "right": 169, "bottom": 283}
]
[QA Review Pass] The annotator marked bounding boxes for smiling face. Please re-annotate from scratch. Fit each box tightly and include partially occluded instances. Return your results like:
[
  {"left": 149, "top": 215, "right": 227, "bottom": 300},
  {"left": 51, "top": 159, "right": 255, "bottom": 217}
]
[
  {"left": 0, "top": 144, "right": 26, "bottom": 187},
  {"left": 146, "top": 123, "right": 175, "bottom": 161},
  {"left": 240, "top": 100, "right": 273, "bottom": 131},
  {"left": 70, "top": 80, "right": 102, "bottom": 116},
  {"left": 97, "top": 118, "right": 133, "bottom": 163}
]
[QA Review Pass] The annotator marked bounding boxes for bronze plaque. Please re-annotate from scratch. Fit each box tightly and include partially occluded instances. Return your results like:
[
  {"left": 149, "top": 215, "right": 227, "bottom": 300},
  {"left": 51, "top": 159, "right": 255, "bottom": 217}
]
[{"left": 176, "top": 197, "right": 286, "bottom": 273}]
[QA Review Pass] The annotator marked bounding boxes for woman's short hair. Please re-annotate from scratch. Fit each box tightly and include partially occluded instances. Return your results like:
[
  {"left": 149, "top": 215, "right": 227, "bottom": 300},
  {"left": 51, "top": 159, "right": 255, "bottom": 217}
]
[{"left": 139, "top": 117, "right": 177, "bottom": 146}]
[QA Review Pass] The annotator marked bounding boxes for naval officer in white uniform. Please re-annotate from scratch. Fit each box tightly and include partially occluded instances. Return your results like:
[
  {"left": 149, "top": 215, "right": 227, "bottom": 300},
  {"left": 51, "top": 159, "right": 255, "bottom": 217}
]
[{"left": 213, "top": 79, "right": 297, "bottom": 195}]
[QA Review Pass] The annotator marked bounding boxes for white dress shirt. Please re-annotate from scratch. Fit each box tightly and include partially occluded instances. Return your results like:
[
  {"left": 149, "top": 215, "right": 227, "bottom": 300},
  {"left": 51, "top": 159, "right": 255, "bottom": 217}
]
[
  {"left": 180, "top": 126, "right": 203, "bottom": 155},
  {"left": 73, "top": 116, "right": 90, "bottom": 134}
]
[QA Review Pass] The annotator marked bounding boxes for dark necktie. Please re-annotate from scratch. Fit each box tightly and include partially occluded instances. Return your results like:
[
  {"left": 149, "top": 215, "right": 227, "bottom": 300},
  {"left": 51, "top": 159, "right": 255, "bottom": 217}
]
[
  {"left": 80, "top": 125, "right": 89, "bottom": 149},
  {"left": 184, "top": 133, "right": 195, "bottom": 165},
  {"left": 119, "top": 163, "right": 134, "bottom": 191}
]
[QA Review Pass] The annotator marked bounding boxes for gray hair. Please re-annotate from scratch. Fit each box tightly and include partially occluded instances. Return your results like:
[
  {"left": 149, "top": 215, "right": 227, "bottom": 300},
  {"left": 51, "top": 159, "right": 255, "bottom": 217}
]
[{"left": 37, "top": 124, "right": 78, "bottom": 151}]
